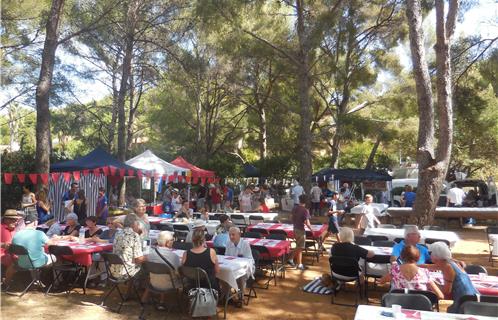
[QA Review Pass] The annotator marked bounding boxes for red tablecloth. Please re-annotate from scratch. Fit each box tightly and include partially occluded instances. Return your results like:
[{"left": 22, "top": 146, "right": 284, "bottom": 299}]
[
  {"left": 207, "top": 237, "right": 291, "bottom": 258},
  {"left": 431, "top": 272, "right": 498, "bottom": 297},
  {"left": 247, "top": 223, "right": 326, "bottom": 239},
  {"left": 45, "top": 241, "right": 113, "bottom": 266},
  {"left": 146, "top": 203, "right": 163, "bottom": 215},
  {"left": 147, "top": 216, "right": 172, "bottom": 224}
]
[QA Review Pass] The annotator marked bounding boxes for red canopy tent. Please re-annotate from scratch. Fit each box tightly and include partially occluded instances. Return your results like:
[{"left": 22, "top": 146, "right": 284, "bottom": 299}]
[{"left": 171, "top": 156, "right": 215, "bottom": 178}]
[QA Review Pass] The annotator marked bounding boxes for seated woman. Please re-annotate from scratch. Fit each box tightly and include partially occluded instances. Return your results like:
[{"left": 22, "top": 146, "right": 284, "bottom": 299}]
[
  {"left": 93, "top": 217, "right": 121, "bottom": 243},
  {"left": 421, "top": 242, "right": 478, "bottom": 313},
  {"left": 84, "top": 216, "right": 102, "bottom": 238},
  {"left": 199, "top": 208, "right": 210, "bottom": 221},
  {"left": 176, "top": 200, "right": 192, "bottom": 220},
  {"left": 60, "top": 213, "right": 81, "bottom": 239},
  {"left": 380, "top": 245, "right": 443, "bottom": 299},
  {"left": 257, "top": 199, "right": 270, "bottom": 213},
  {"left": 182, "top": 228, "right": 220, "bottom": 291}
]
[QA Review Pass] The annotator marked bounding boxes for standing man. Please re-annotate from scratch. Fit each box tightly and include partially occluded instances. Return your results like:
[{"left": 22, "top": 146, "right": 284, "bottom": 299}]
[
  {"left": 96, "top": 187, "right": 108, "bottom": 225},
  {"left": 62, "top": 182, "right": 79, "bottom": 214},
  {"left": 291, "top": 179, "right": 305, "bottom": 207},
  {"left": 196, "top": 184, "right": 207, "bottom": 211},
  {"left": 401, "top": 185, "right": 416, "bottom": 207},
  {"left": 291, "top": 194, "right": 313, "bottom": 271},
  {"left": 323, "top": 192, "right": 344, "bottom": 244},
  {"left": 310, "top": 183, "right": 322, "bottom": 216},
  {"left": 447, "top": 184, "right": 473, "bottom": 225}
]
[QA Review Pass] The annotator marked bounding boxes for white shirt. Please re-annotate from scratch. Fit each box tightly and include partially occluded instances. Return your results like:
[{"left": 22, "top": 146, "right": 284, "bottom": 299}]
[
  {"left": 360, "top": 204, "right": 379, "bottom": 229},
  {"left": 447, "top": 187, "right": 465, "bottom": 205},
  {"left": 291, "top": 184, "right": 305, "bottom": 203},
  {"left": 171, "top": 195, "right": 182, "bottom": 211},
  {"left": 310, "top": 186, "right": 322, "bottom": 203},
  {"left": 225, "top": 238, "right": 254, "bottom": 264}
]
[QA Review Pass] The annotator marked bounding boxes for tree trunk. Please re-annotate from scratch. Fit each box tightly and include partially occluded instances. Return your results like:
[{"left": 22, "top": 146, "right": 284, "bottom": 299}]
[
  {"left": 365, "top": 136, "right": 382, "bottom": 170},
  {"left": 406, "top": 0, "right": 458, "bottom": 225},
  {"left": 296, "top": 0, "right": 313, "bottom": 199},
  {"left": 258, "top": 105, "right": 267, "bottom": 160},
  {"left": 330, "top": 133, "right": 341, "bottom": 168},
  {"left": 108, "top": 64, "right": 119, "bottom": 153},
  {"left": 35, "top": 0, "right": 65, "bottom": 179}
]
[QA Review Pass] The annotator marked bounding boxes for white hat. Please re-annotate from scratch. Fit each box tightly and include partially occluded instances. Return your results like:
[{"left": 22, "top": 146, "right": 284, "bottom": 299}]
[{"left": 193, "top": 219, "right": 206, "bottom": 228}]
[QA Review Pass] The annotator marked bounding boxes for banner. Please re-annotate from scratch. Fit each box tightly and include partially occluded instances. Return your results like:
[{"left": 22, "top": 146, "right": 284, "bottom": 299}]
[
  {"left": 73, "top": 171, "right": 80, "bottom": 181},
  {"left": 3, "top": 173, "right": 13, "bottom": 184},
  {"left": 28, "top": 173, "right": 38, "bottom": 184},
  {"left": 17, "top": 173, "right": 26, "bottom": 183}
]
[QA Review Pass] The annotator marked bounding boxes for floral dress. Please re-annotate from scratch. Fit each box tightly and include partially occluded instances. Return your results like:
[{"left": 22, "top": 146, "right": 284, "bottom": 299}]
[
  {"left": 110, "top": 227, "right": 143, "bottom": 279},
  {"left": 391, "top": 263, "right": 430, "bottom": 291}
]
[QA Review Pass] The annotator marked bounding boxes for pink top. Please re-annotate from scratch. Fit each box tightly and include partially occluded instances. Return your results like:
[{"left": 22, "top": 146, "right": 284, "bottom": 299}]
[{"left": 391, "top": 263, "right": 430, "bottom": 291}]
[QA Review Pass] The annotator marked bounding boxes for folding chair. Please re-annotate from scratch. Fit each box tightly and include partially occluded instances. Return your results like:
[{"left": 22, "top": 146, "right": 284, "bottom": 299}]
[
  {"left": 249, "top": 228, "right": 269, "bottom": 237},
  {"left": 464, "top": 264, "right": 488, "bottom": 275},
  {"left": 390, "top": 289, "right": 440, "bottom": 311},
  {"left": 157, "top": 224, "right": 174, "bottom": 232},
  {"left": 268, "top": 229, "right": 288, "bottom": 240},
  {"left": 139, "top": 260, "right": 181, "bottom": 318},
  {"left": 172, "top": 241, "right": 193, "bottom": 251},
  {"left": 304, "top": 230, "right": 320, "bottom": 264},
  {"left": 172, "top": 224, "right": 190, "bottom": 242},
  {"left": 462, "top": 301, "right": 498, "bottom": 316},
  {"left": 393, "top": 237, "right": 404, "bottom": 243},
  {"left": 248, "top": 215, "right": 264, "bottom": 225},
  {"left": 267, "top": 233, "right": 286, "bottom": 240},
  {"left": 329, "top": 256, "right": 363, "bottom": 306},
  {"left": 45, "top": 245, "right": 86, "bottom": 295},
  {"left": 364, "top": 254, "right": 391, "bottom": 300},
  {"left": 366, "top": 235, "right": 389, "bottom": 242},
  {"left": 486, "top": 226, "right": 498, "bottom": 266},
  {"left": 5, "top": 244, "right": 47, "bottom": 297},
  {"left": 424, "top": 238, "right": 450, "bottom": 246},
  {"left": 381, "top": 293, "right": 432, "bottom": 311},
  {"left": 244, "top": 249, "right": 259, "bottom": 305},
  {"left": 100, "top": 252, "right": 143, "bottom": 313},
  {"left": 179, "top": 266, "right": 220, "bottom": 319},
  {"left": 230, "top": 214, "right": 248, "bottom": 233},
  {"left": 213, "top": 246, "right": 226, "bottom": 255},
  {"left": 372, "top": 240, "right": 396, "bottom": 248},
  {"left": 455, "top": 294, "right": 498, "bottom": 313},
  {"left": 252, "top": 245, "right": 277, "bottom": 289},
  {"left": 354, "top": 236, "right": 371, "bottom": 246}
]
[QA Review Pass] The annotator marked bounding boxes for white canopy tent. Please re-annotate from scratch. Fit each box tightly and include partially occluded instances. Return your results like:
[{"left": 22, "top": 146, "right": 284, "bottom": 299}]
[{"left": 125, "top": 150, "right": 190, "bottom": 204}]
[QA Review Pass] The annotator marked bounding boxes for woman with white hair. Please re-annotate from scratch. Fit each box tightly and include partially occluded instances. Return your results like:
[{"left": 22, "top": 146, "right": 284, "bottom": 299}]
[
  {"left": 141, "top": 231, "right": 181, "bottom": 310},
  {"left": 132, "top": 198, "right": 150, "bottom": 240},
  {"left": 425, "top": 242, "right": 478, "bottom": 313},
  {"left": 60, "top": 213, "right": 81, "bottom": 238}
]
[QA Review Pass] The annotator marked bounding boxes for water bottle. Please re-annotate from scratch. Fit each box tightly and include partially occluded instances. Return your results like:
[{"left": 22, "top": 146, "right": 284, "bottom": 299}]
[
  {"left": 143, "top": 240, "right": 150, "bottom": 255},
  {"left": 79, "top": 230, "right": 85, "bottom": 243}
]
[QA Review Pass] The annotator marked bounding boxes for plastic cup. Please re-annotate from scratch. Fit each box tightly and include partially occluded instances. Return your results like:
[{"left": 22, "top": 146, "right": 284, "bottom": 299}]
[{"left": 392, "top": 304, "right": 401, "bottom": 314}]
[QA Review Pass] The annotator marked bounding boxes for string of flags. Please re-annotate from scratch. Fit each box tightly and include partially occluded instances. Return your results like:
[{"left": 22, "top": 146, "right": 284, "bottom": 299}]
[{"left": 1, "top": 166, "right": 219, "bottom": 185}]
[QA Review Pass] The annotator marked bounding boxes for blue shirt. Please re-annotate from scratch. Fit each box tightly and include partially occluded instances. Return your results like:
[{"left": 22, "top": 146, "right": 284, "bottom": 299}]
[
  {"left": 62, "top": 190, "right": 78, "bottom": 202},
  {"left": 213, "top": 232, "right": 229, "bottom": 248},
  {"left": 404, "top": 192, "right": 416, "bottom": 207},
  {"left": 391, "top": 240, "right": 431, "bottom": 264},
  {"left": 12, "top": 229, "right": 49, "bottom": 269}
]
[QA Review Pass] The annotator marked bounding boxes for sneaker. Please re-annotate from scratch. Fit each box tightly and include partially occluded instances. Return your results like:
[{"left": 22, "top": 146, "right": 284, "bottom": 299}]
[
  {"left": 296, "top": 264, "right": 308, "bottom": 270},
  {"left": 287, "top": 260, "right": 296, "bottom": 267}
]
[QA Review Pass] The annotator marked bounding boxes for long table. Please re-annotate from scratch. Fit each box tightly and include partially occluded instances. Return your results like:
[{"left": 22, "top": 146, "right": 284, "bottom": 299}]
[
  {"left": 46, "top": 240, "right": 113, "bottom": 266},
  {"left": 364, "top": 228, "right": 460, "bottom": 247},
  {"left": 349, "top": 203, "right": 389, "bottom": 216},
  {"left": 247, "top": 222, "right": 327, "bottom": 239},
  {"left": 206, "top": 237, "right": 291, "bottom": 259},
  {"left": 207, "top": 212, "right": 279, "bottom": 224},
  {"left": 387, "top": 207, "right": 498, "bottom": 220},
  {"left": 354, "top": 304, "right": 496, "bottom": 320},
  {"left": 147, "top": 217, "right": 219, "bottom": 235}
]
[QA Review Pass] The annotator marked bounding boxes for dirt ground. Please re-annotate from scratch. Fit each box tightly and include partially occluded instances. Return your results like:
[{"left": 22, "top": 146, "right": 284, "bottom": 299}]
[{"left": 1, "top": 216, "right": 496, "bottom": 320}]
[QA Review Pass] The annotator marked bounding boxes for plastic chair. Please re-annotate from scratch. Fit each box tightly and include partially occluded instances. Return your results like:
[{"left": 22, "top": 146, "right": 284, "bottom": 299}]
[
  {"left": 252, "top": 245, "right": 277, "bottom": 289},
  {"left": 172, "top": 241, "right": 193, "bottom": 251},
  {"left": 244, "top": 231, "right": 263, "bottom": 239},
  {"left": 424, "top": 238, "right": 450, "bottom": 247},
  {"left": 100, "top": 252, "right": 143, "bottom": 313},
  {"left": 5, "top": 244, "right": 47, "bottom": 297},
  {"left": 172, "top": 224, "right": 190, "bottom": 242},
  {"left": 390, "top": 289, "right": 440, "bottom": 311},
  {"left": 462, "top": 301, "right": 498, "bottom": 317},
  {"left": 179, "top": 266, "right": 220, "bottom": 319},
  {"left": 366, "top": 235, "right": 389, "bottom": 242},
  {"left": 45, "top": 245, "right": 86, "bottom": 295},
  {"left": 487, "top": 226, "right": 498, "bottom": 266},
  {"left": 354, "top": 236, "right": 371, "bottom": 246},
  {"left": 372, "top": 240, "right": 396, "bottom": 248},
  {"left": 464, "top": 264, "right": 488, "bottom": 275},
  {"left": 381, "top": 293, "right": 433, "bottom": 311},
  {"left": 329, "top": 256, "right": 363, "bottom": 306},
  {"left": 248, "top": 215, "right": 264, "bottom": 225}
]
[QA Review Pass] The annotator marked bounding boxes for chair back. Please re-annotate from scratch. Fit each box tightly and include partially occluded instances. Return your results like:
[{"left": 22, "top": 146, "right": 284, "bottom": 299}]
[
  {"left": 252, "top": 245, "right": 271, "bottom": 261},
  {"left": 267, "top": 233, "right": 286, "bottom": 241},
  {"left": 248, "top": 215, "right": 264, "bottom": 225},
  {"left": 378, "top": 224, "right": 396, "bottom": 229},
  {"left": 173, "top": 241, "right": 193, "bottom": 251},
  {"left": 424, "top": 238, "right": 450, "bottom": 246},
  {"left": 213, "top": 246, "right": 225, "bottom": 255},
  {"left": 244, "top": 231, "right": 263, "bottom": 239},
  {"left": 250, "top": 228, "right": 269, "bottom": 237},
  {"left": 366, "top": 235, "right": 389, "bottom": 242},
  {"left": 193, "top": 213, "right": 201, "bottom": 219},
  {"left": 101, "top": 252, "right": 132, "bottom": 281},
  {"left": 354, "top": 236, "right": 371, "bottom": 246},
  {"left": 462, "top": 301, "right": 498, "bottom": 317},
  {"left": 372, "top": 240, "right": 396, "bottom": 248},
  {"left": 179, "top": 266, "right": 214, "bottom": 291},
  {"left": 456, "top": 294, "right": 498, "bottom": 312},
  {"left": 390, "top": 289, "right": 439, "bottom": 309},
  {"left": 173, "top": 224, "right": 190, "bottom": 231},
  {"left": 393, "top": 237, "right": 404, "bottom": 243},
  {"left": 158, "top": 224, "right": 174, "bottom": 232},
  {"left": 329, "top": 256, "right": 360, "bottom": 278},
  {"left": 381, "top": 293, "right": 433, "bottom": 311},
  {"left": 48, "top": 245, "right": 74, "bottom": 256},
  {"left": 464, "top": 264, "right": 488, "bottom": 275},
  {"left": 230, "top": 214, "right": 247, "bottom": 226},
  {"left": 268, "top": 229, "right": 287, "bottom": 238},
  {"left": 143, "top": 260, "right": 174, "bottom": 275},
  {"left": 365, "top": 254, "right": 391, "bottom": 264},
  {"left": 9, "top": 243, "right": 37, "bottom": 270}
]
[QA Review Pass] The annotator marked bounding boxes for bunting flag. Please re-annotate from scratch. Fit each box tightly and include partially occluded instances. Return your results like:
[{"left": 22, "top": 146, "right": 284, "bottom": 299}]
[
  {"left": 178, "top": 175, "right": 184, "bottom": 183},
  {"left": 137, "top": 170, "right": 143, "bottom": 179},
  {"left": 82, "top": 169, "right": 90, "bottom": 176},
  {"left": 102, "top": 166, "right": 110, "bottom": 176},
  {"left": 200, "top": 177, "right": 206, "bottom": 185},
  {"left": 109, "top": 166, "right": 117, "bottom": 176},
  {"left": 127, "top": 169, "right": 134, "bottom": 177},
  {"left": 93, "top": 168, "right": 101, "bottom": 176},
  {"left": 63, "top": 172, "right": 72, "bottom": 183},
  {"left": 28, "top": 173, "right": 38, "bottom": 184},
  {"left": 207, "top": 177, "right": 215, "bottom": 184},
  {"left": 214, "top": 177, "right": 220, "bottom": 184},
  {"left": 3, "top": 173, "right": 13, "bottom": 184},
  {"left": 185, "top": 176, "right": 191, "bottom": 184},
  {"left": 73, "top": 171, "right": 80, "bottom": 181},
  {"left": 168, "top": 175, "right": 174, "bottom": 182},
  {"left": 40, "top": 173, "right": 49, "bottom": 185},
  {"left": 119, "top": 169, "right": 125, "bottom": 177},
  {"left": 192, "top": 176, "right": 199, "bottom": 184},
  {"left": 51, "top": 173, "right": 60, "bottom": 182},
  {"left": 17, "top": 173, "right": 26, "bottom": 183}
]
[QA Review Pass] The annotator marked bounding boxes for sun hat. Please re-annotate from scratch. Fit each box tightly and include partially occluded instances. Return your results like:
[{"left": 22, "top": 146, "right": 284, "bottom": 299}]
[
  {"left": 3, "top": 209, "right": 22, "bottom": 219},
  {"left": 193, "top": 219, "right": 206, "bottom": 228}
]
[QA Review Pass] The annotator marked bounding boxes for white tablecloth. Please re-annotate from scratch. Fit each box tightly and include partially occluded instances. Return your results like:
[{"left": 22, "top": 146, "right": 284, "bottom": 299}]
[
  {"left": 354, "top": 304, "right": 496, "bottom": 320},
  {"left": 489, "top": 234, "right": 498, "bottom": 256},
  {"left": 349, "top": 203, "right": 389, "bottom": 216},
  {"left": 207, "top": 212, "right": 278, "bottom": 224},
  {"left": 170, "top": 249, "right": 254, "bottom": 291},
  {"left": 364, "top": 228, "right": 460, "bottom": 248},
  {"left": 151, "top": 220, "right": 219, "bottom": 235}
]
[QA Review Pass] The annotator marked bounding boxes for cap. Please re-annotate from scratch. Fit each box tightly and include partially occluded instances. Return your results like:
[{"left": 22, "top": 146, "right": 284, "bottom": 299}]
[{"left": 193, "top": 219, "right": 206, "bottom": 228}]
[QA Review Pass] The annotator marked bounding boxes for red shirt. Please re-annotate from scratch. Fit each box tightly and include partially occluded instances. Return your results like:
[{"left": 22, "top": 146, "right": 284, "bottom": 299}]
[
  {"left": 0, "top": 223, "right": 15, "bottom": 258},
  {"left": 260, "top": 203, "right": 270, "bottom": 213},
  {"left": 210, "top": 188, "right": 222, "bottom": 204}
]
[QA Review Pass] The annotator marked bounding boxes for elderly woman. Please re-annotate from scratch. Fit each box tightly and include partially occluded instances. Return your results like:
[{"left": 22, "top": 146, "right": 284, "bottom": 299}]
[
  {"left": 182, "top": 228, "right": 220, "bottom": 291},
  {"left": 84, "top": 216, "right": 102, "bottom": 238},
  {"left": 92, "top": 217, "right": 121, "bottom": 243},
  {"left": 61, "top": 213, "right": 81, "bottom": 238},
  {"left": 142, "top": 231, "right": 181, "bottom": 309},
  {"left": 132, "top": 198, "right": 150, "bottom": 240},
  {"left": 422, "top": 242, "right": 478, "bottom": 313},
  {"left": 110, "top": 213, "right": 145, "bottom": 280},
  {"left": 380, "top": 245, "right": 443, "bottom": 299}
]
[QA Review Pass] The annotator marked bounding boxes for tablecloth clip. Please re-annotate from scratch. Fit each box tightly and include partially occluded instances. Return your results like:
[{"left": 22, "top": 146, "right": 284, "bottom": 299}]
[
  {"left": 476, "top": 293, "right": 481, "bottom": 302},
  {"left": 404, "top": 288, "right": 409, "bottom": 294}
]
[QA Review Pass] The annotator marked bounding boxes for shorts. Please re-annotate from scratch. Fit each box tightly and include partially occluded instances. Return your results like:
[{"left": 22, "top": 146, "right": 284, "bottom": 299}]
[
  {"left": 294, "top": 229, "right": 306, "bottom": 249},
  {"left": 327, "top": 218, "right": 339, "bottom": 234}
]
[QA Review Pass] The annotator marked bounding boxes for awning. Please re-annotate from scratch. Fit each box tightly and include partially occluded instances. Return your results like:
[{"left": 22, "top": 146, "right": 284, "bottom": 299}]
[
  {"left": 125, "top": 150, "right": 189, "bottom": 176},
  {"left": 171, "top": 156, "right": 215, "bottom": 178}
]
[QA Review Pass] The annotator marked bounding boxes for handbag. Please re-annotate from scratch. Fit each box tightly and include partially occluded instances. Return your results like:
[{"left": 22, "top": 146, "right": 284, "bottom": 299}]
[{"left": 188, "top": 287, "right": 218, "bottom": 317}]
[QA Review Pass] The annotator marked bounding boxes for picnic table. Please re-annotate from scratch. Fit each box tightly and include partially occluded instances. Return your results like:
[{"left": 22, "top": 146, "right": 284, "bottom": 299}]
[
  {"left": 247, "top": 222, "right": 327, "bottom": 239},
  {"left": 364, "top": 228, "right": 460, "bottom": 248},
  {"left": 354, "top": 304, "right": 496, "bottom": 320},
  {"left": 46, "top": 240, "right": 112, "bottom": 266},
  {"left": 206, "top": 237, "right": 291, "bottom": 259}
]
